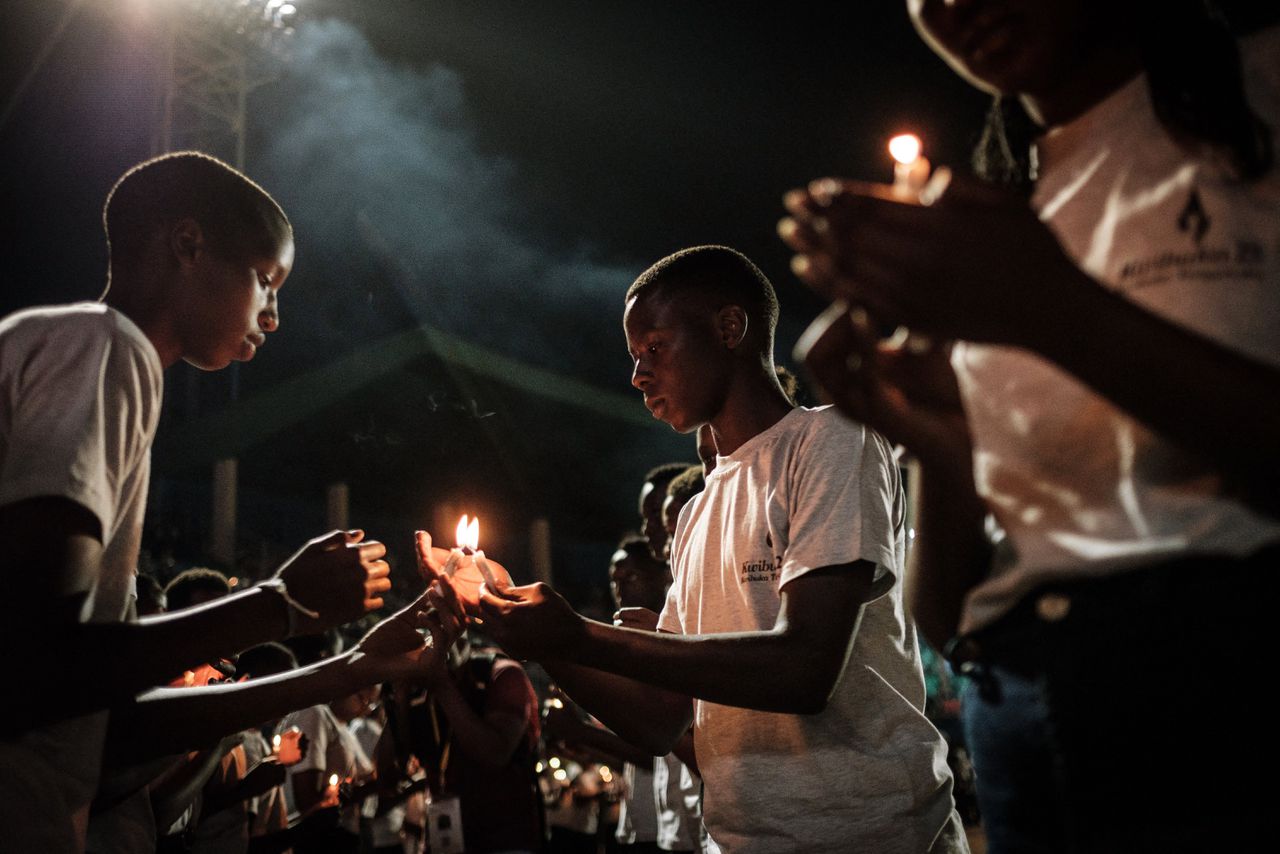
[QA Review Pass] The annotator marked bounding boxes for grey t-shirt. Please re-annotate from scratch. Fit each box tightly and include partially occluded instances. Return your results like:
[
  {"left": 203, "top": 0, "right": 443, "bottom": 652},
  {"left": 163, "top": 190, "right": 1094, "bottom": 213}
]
[{"left": 659, "top": 406, "right": 964, "bottom": 854}]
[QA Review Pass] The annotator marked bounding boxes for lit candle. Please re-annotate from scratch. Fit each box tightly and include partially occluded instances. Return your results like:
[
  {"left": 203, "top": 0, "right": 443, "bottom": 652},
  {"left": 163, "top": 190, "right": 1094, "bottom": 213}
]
[
  {"left": 325, "top": 773, "right": 340, "bottom": 806},
  {"left": 886, "top": 133, "right": 934, "bottom": 353},
  {"left": 889, "top": 133, "right": 930, "bottom": 200},
  {"left": 429, "top": 514, "right": 512, "bottom": 611}
]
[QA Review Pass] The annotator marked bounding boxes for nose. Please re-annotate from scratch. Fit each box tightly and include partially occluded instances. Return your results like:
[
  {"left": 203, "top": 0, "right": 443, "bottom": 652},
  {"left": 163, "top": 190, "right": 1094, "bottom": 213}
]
[
  {"left": 631, "top": 358, "right": 651, "bottom": 391},
  {"left": 260, "top": 293, "right": 279, "bottom": 333}
]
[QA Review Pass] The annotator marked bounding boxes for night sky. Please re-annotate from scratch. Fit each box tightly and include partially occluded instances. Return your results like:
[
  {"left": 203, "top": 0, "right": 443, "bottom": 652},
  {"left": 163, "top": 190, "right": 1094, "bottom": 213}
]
[{"left": 0, "top": 0, "right": 992, "bottom": 598}]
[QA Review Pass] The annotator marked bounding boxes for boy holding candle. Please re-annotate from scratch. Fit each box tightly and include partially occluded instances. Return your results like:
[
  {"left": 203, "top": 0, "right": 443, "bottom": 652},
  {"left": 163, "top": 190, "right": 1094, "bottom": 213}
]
[
  {"left": 0, "top": 151, "right": 457, "bottom": 852},
  {"left": 473, "top": 246, "right": 965, "bottom": 853}
]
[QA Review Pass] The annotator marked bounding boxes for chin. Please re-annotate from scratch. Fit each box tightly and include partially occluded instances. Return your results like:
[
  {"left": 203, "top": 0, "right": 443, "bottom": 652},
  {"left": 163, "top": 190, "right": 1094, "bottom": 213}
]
[{"left": 182, "top": 353, "right": 234, "bottom": 372}]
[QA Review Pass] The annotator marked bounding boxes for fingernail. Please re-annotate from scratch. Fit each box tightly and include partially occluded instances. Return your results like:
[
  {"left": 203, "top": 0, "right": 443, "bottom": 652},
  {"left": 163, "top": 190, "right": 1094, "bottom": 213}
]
[
  {"left": 776, "top": 218, "right": 797, "bottom": 239},
  {"left": 809, "top": 178, "right": 841, "bottom": 205},
  {"left": 783, "top": 188, "right": 808, "bottom": 209},
  {"left": 791, "top": 255, "right": 812, "bottom": 277}
]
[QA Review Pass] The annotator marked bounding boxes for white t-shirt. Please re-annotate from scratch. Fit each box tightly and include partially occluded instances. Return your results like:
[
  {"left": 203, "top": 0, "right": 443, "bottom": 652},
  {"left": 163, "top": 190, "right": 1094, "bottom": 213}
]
[
  {"left": 953, "top": 27, "right": 1280, "bottom": 633},
  {"left": 653, "top": 753, "right": 701, "bottom": 852},
  {"left": 615, "top": 762, "right": 657, "bottom": 844},
  {"left": 279, "top": 704, "right": 373, "bottom": 835},
  {"left": 658, "top": 406, "right": 963, "bottom": 854},
  {"left": 0, "top": 302, "right": 163, "bottom": 850}
]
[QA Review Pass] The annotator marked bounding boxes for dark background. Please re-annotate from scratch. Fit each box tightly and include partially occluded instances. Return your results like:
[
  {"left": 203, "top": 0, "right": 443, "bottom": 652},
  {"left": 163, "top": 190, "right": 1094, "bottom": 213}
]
[{"left": 0, "top": 0, "right": 1004, "bottom": 607}]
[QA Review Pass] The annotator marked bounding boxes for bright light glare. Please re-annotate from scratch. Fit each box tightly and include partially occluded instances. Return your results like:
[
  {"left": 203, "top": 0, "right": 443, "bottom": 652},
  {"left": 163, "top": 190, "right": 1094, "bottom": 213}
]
[{"left": 888, "top": 134, "right": 922, "bottom": 165}]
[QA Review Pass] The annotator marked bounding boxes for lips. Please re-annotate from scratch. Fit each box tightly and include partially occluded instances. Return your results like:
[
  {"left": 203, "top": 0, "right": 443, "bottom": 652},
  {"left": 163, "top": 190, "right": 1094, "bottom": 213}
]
[{"left": 644, "top": 396, "right": 666, "bottom": 418}]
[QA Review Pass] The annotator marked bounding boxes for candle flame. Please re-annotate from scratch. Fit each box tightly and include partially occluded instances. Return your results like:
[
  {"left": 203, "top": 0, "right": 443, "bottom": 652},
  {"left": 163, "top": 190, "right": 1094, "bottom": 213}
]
[
  {"left": 455, "top": 514, "right": 480, "bottom": 550},
  {"left": 272, "top": 734, "right": 281, "bottom": 748},
  {"left": 329, "top": 773, "right": 340, "bottom": 787},
  {"left": 888, "top": 133, "right": 922, "bottom": 166}
]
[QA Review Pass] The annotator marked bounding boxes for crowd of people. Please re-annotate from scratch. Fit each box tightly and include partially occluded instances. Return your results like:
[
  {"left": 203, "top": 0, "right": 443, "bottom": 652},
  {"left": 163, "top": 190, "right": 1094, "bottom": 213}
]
[{"left": 2, "top": 1, "right": 1276, "bottom": 852}]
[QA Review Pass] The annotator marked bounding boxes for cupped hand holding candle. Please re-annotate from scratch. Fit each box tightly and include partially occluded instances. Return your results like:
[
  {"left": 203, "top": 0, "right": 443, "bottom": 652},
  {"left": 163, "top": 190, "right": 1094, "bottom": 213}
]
[
  {"left": 272, "top": 726, "right": 305, "bottom": 766},
  {"left": 416, "top": 515, "right": 514, "bottom": 616}
]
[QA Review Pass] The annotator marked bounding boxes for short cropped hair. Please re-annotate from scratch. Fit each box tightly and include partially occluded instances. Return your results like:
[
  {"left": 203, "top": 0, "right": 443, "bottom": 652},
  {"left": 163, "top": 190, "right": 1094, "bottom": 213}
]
[
  {"left": 644, "top": 462, "right": 689, "bottom": 492},
  {"left": 666, "top": 464, "right": 705, "bottom": 507},
  {"left": 165, "top": 567, "right": 232, "bottom": 611},
  {"left": 614, "top": 533, "right": 668, "bottom": 574},
  {"left": 626, "top": 245, "right": 780, "bottom": 350},
  {"left": 103, "top": 151, "right": 291, "bottom": 273}
]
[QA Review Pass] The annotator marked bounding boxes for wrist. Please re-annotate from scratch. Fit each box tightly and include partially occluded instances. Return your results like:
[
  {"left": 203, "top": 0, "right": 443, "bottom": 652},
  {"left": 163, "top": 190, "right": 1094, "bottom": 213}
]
[{"left": 258, "top": 577, "right": 319, "bottom": 638}]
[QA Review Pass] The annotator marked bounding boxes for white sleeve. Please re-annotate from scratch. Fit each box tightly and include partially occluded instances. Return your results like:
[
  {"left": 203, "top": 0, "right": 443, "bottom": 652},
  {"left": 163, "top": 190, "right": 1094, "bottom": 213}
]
[
  {"left": 0, "top": 322, "right": 155, "bottom": 541},
  {"left": 778, "top": 412, "right": 902, "bottom": 597}
]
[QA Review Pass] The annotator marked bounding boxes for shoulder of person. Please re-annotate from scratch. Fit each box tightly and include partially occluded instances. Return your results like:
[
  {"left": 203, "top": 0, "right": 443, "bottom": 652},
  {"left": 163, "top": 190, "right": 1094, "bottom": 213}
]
[
  {"left": 790, "top": 405, "right": 870, "bottom": 452},
  {"left": 2, "top": 302, "right": 154, "bottom": 369}
]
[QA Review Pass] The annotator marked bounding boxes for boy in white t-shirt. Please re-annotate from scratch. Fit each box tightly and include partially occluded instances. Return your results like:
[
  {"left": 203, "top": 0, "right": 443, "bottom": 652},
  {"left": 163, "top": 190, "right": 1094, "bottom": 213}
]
[
  {"left": 0, "top": 152, "right": 456, "bottom": 852},
  {"left": 473, "top": 246, "right": 965, "bottom": 853}
]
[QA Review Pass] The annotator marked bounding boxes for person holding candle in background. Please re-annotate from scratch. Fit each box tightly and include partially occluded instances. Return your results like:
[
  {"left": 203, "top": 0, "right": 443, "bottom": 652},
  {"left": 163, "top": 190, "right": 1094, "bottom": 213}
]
[
  {"left": 462, "top": 246, "right": 965, "bottom": 853},
  {"left": 779, "top": 0, "right": 1279, "bottom": 849}
]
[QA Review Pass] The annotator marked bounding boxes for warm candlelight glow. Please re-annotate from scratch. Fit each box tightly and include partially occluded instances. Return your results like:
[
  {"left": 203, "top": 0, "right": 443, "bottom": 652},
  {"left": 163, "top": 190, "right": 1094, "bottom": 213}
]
[
  {"left": 888, "top": 133, "right": 922, "bottom": 165},
  {"left": 599, "top": 765, "right": 613, "bottom": 783},
  {"left": 549, "top": 756, "right": 562, "bottom": 769},
  {"left": 272, "top": 734, "right": 281, "bottom": 749},
  {"left": 328, "top": 773, "right": 340, "bottom": 787},
  {"left": 456, "top": 514, "right": 480, "bottom": 550},
  {"left": 553, "top": 768, "right": 568, "bottom": 782}
]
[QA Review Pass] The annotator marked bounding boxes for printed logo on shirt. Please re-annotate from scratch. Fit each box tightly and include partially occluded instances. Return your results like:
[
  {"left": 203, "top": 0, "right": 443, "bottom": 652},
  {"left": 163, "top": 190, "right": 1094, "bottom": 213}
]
[
  {"left": 1177, "top": 188, "right": 1210, "bottom": 244},
  {"left": 1117, "top": 186, "right": 1266, "bottom": 290}
]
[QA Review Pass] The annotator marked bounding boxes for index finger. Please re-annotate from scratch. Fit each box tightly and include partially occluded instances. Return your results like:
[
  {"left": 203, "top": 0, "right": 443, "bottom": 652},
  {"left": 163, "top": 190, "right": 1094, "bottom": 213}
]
[{"left": 357, "top": 539, "right": 387, "bottom": 560}]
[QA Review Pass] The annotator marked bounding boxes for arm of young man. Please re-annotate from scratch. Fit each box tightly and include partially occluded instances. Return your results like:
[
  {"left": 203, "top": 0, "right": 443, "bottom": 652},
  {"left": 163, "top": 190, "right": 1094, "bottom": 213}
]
[
  {"left": 479, "top": 561, "right": 875, "bottom": 719},
  {"left": 103, "top": 585, "right": 462, "bottom": 762},
  {"left": 2, "top": 496, "right": 392, "bottom": 735}
]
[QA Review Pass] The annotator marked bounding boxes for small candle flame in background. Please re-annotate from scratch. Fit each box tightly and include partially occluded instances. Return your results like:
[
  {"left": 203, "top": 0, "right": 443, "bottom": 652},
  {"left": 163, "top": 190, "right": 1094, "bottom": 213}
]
[
  {"left": 456, "top": 514, "right": 480, "bottom": 550},
  {"left": 272, "top": 734, "right": 281, "bottom": 749},
  {"left": 329, "top": 773, "right": 340, "bottom": 787},
  {"left": 888, "top": 133, "right": 922, "bottom": 166}
]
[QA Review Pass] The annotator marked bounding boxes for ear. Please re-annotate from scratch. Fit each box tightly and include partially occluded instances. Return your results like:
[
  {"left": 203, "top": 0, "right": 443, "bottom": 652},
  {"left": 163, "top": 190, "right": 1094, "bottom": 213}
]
[
  {"left": 169, "top": 218, "right": 205, "bottom": 269},
  {"left": 716, "top": 305, "right": 748, "bottom": 350}
]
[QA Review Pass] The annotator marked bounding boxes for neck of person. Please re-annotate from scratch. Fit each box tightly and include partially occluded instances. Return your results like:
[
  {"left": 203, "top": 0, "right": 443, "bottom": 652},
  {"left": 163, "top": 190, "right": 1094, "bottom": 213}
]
[
  {"left": 708, "top": 364, "right": 794, "bottom": 457},
  {"left": 102, "top": 264, "right": 183, "bottom": 368},
  {"left": 1020, "top": 41, "right": 1143, "bottom": 129}
]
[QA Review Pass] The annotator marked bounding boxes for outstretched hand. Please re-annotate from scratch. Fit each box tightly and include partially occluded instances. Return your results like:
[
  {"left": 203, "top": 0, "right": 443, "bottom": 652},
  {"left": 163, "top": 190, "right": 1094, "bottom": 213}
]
[
  {"left": 779, "top": 170, "right": 1084, "bottom": 348},
  {"left": 276, "top": 529, "right": 392, "bottom": 634},
  {"left": 351, "top": 584, "right": 461, "bottom": 684},
  {"left": 476, "top": 581, "right": 585, "bottom": 661}
]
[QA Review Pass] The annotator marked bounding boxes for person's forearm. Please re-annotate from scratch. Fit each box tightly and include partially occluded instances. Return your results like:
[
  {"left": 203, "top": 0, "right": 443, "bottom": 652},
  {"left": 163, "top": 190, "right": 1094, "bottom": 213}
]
[
  {"left": 551, "top": 712, "right": 653, "bottom": 766},
  {"left": 559, "top": 618, "right": 855, "bottom": 717},
  {"left": 107, "top": 651, "right": 372, "bottom": 762},
  {"left": 905, "top": 461, "right": 993, "bottom": 651},
  {"left": 124, "top": 586, "right": 291, "bottom": 683},
  {"left": 1029, "top": 272, "right": 1280, "bottom": 515},
  {"left": 428, "top": 676, "right": 521, "bottom": 767},
  {"left": 544, "top": 661, "right": 691, "bottom": 756},
  {"left": 4, "top": 586, "right": 291, "bottom": 736}
]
